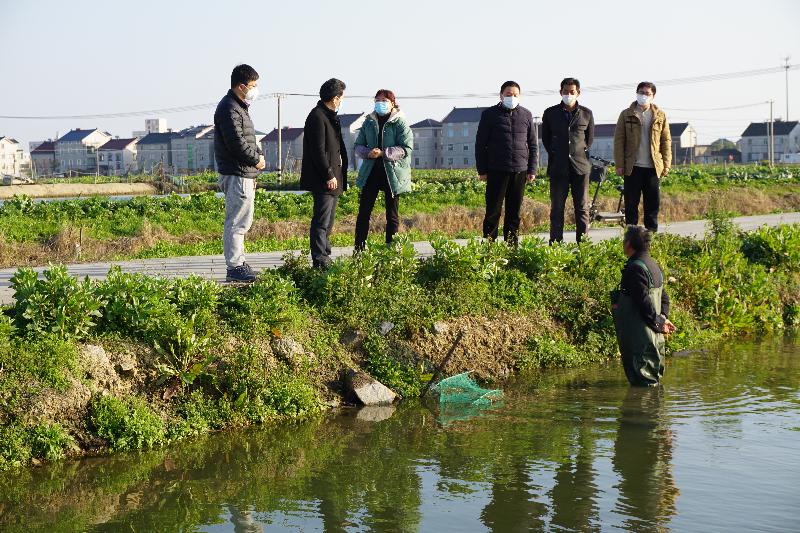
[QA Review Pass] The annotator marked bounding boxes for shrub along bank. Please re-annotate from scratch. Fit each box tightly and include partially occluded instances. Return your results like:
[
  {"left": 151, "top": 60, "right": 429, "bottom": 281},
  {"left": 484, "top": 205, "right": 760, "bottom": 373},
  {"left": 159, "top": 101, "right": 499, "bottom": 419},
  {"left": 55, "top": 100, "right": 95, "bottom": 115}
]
[{"left": 0, "top": 217, "right": 798, "bottom": 469}]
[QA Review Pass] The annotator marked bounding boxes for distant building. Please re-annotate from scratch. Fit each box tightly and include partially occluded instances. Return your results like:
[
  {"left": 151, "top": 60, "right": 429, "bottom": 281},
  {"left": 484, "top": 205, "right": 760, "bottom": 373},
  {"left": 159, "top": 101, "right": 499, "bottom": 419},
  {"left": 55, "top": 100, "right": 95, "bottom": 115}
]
[
  {"left": 0, "top": 136, "right": 25, "bottom": 176},
  {"left": 261, "top": 127, "right": 304, "bottom": 172},
  {"left": 670, "top": 122, "right": 698, "bottom": 164},
  {"left": 99, "top": 138, "right": 138, "bottom": 175},
  {"left": 171, "top": 125, "right": 215, "bottom": 174},
  {"left": 738, "top": 120, "right": 800, "bottom": 163},
  {"left": 133, "top": 118, "right": 168, "bottom": 138},
  {"left": 55, "top": 128, "right": 112, "bottom": 174},
  {"left": 589, "top": 124, "right": 617, "bottom": 161},
  {"left": 440, "top": 107, "right": 490, "bottom": 169},
  {"left": 137, "top": 132, "right": 179, "bottom": 173},
  {"left": 339, "top": 113, "right": 367, "bottom": 171},
  {"left": 30, "top": 140, "right": 57, "bottom": 177},
  {"left": 410, "top": 119, "right": 442, "bottom": 169},
  {"left": 694, "top": 145, "right": 742, "bottom": 164},
  {"left": 586, "top": 122, "right": 697, "bottom": 165}
]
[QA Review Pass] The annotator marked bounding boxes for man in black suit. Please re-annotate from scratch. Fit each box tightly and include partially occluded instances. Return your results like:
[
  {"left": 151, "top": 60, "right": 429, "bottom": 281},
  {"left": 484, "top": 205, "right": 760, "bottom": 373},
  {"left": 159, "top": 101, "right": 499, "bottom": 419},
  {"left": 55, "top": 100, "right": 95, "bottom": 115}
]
[
  {"left": 541, "top": 77, "right": 595, "bottom": 243},
  {"left": 300, "top": 78, "right": 348, "bottom": 269}
]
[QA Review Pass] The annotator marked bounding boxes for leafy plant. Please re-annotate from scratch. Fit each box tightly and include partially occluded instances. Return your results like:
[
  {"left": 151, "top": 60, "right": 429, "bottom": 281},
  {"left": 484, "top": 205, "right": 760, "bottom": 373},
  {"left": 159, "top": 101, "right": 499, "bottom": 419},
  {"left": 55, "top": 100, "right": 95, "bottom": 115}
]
[
  {"left": 10, "top": 266, "right": 103, "bottom": 340},
  {"left": 153, "top": 314, "right": 216, "bottom": 389},
  {"left": 27, "top": 423, "right": 75, "bottom": 462},
  {"left": 90, "top": 395, "right": 166, "bottom": 451}
]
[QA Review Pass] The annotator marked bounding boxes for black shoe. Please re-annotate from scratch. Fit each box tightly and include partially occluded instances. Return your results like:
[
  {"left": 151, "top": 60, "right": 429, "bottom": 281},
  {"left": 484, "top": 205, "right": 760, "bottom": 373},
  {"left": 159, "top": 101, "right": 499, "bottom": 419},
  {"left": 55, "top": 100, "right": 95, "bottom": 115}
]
[
  {"left": 226, "top": 262, "right": 257, "bottom": 283},
  {"left": 312, "top": 259, "right": 332, "bottom": 271}
]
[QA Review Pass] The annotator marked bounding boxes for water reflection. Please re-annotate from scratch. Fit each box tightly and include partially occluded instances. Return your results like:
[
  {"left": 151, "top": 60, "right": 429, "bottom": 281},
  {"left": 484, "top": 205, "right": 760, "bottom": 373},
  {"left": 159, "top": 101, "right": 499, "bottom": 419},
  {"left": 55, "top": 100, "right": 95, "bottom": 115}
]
[
  {"left": 612, "top": 387, "right": 678, "bottom": 532},
  {"left": 0, "top": 340, "right": 797, "bottom": 532}
]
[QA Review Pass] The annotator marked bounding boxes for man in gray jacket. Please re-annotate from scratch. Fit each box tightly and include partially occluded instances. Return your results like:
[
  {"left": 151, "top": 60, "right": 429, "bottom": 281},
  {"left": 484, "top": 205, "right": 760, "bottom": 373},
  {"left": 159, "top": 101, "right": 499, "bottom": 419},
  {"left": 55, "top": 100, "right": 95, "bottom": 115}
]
[{"left": 214, "top": 64, "right": 265, "bottom": 283}]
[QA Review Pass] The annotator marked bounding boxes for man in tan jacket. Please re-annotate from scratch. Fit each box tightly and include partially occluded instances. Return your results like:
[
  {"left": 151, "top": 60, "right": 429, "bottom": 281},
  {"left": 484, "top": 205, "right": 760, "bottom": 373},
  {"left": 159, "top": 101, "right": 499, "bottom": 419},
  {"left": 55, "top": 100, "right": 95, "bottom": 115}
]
[{"left": 613, "top": 82, "right": 671, "bottom": 232}]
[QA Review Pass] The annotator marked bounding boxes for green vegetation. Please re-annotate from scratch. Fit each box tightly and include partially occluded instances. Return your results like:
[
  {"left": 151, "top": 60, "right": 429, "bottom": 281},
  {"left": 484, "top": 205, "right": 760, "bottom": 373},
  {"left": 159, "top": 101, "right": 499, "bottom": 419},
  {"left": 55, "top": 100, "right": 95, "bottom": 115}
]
[
  {"left": 1, "top": 165, "right": 798, "bottom": 267},
  {"left": 0, "top": 215, "right": 798, "bottom": 470},
  {"left": 89, "top": 395, "right": 166, "bottom": 451}
]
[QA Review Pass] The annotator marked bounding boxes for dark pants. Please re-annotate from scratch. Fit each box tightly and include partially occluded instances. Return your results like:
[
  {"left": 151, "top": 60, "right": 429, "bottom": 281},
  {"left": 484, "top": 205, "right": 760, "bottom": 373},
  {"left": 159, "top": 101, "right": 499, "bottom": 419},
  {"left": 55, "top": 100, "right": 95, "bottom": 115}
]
[
  {"left": 624, "top": 166, "right": 660, "bottom": 232},
  {"left": 483, "top": 171, "right": 527, "bottom": 245},
  {"left": 310, "top": 192, "right": 338, "bottom": 267},
  {"left": 549, "top": 168, "right": 590, "bottom": 243},
  {"left": 354, "top": 171, "right": 399, "bottom": 251}
]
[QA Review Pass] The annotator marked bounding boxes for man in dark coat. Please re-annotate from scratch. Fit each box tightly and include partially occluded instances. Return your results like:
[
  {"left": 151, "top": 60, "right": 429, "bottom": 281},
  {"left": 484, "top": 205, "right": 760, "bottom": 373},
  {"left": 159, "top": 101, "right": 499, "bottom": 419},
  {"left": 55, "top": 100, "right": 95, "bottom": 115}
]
[
  {"left": 214, "top": 64, "right": 265, "bottom": 283},
  {"left": 475, "top": 80, "right": 539, "bottom": 246},
  {"left": 301, "top": 78, "right": 348, "bottom": 269},
  {"left": 541, "top": 77, "right": 595, "bottom": 243}
]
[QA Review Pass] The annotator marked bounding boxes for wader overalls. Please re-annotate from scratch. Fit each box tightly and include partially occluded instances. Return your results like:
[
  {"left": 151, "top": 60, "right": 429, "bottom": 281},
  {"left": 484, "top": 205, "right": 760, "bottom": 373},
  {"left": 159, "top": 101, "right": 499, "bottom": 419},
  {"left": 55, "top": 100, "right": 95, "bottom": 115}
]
[{"left": 611, "top": 259, "right": 665, "bottom": 386}]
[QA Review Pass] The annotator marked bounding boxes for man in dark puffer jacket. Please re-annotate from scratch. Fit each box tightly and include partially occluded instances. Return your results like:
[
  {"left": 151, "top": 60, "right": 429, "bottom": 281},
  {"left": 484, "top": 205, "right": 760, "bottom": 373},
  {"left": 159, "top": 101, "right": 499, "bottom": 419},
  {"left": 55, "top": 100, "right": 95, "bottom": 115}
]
[
  {"left": 214, "top": 64, "right": 265, "bottom": 283},
  {"left": 475, "top": 80, "right": 539, "bottom": 246}
]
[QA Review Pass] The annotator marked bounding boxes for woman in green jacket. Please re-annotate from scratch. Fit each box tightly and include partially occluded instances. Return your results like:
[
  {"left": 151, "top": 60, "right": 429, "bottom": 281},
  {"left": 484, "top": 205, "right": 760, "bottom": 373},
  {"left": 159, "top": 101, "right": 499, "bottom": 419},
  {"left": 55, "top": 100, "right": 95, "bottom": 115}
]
[{"left": 354, "top": 89, "right": 413, "bottom": 251}]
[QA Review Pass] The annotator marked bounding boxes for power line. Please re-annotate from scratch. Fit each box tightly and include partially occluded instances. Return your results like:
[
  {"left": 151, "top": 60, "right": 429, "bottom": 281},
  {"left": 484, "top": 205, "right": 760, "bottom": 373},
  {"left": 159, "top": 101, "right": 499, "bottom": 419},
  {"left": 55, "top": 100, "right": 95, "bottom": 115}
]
[{"left": 1, "top": 65, "right": 797, "bottom": 120}]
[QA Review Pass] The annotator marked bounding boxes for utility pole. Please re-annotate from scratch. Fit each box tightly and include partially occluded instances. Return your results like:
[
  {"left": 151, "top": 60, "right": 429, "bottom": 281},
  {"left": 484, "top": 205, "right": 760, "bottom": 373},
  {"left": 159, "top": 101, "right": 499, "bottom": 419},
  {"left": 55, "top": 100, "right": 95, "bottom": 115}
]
[
  {"left": 783, "top": 56, "right": 791, "bottom": 121},
  {"left": 768, "top": 100, "right": 775, "bottom": 167},
  {"left": 277, "top": 94, "right": 283, "bottom": 186}
]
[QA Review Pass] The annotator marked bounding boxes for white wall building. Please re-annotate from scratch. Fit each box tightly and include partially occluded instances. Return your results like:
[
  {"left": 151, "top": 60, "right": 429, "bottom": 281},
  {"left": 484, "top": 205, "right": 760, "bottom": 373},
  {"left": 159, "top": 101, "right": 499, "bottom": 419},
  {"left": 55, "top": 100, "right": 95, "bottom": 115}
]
[
  {"left": 171, "top": 125, "right": 215, "bottom": 174},
  {"left": 30, "top": 140, "right": 57, "bottom": 177},
  {"left": 55, "top": 128, "right": 112, "bottom": 174},
  {"left": 98, "top": 138, "right": 138, "bottom": 175},
  {"left": 738, "top": 120, "right": 800, "bottom": 163},
  {"left": 0, "top": 137, "right": 25, "bottom": 176},
  {"left": 137, "top": 132, "right": 179, "bottom": 173},
  {"left": 410, "top": 119, "right": 441, "bottom": 169},
  {"left": 339, "top": 113, "right": 367, "bottom": 172},
  {"left": 261, "top": 127, "right": 304, "bottom": 172}
]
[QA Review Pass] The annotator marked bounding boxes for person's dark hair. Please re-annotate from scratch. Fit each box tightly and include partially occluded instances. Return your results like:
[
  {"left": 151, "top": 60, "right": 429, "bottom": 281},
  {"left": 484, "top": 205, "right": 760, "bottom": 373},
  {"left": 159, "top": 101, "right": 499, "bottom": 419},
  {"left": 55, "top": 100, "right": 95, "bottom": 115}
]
[
  {"left": 231, "top": 64, "right": 259, "bottom": 89},
  {"left": 500, "top": 80, "right": 521, "bottom": 93},
  {"left": 374, "top": 89, "right": 398, "bottom": 110},
  {"left": 320, "top": 78, "right": 346, "bottom": 102},
  {"left": 560, "top": 77, "right": 580, "bottom": 91},
  {"left": 636, "top": 81, "right": 657, "bottom": 95},
  {"left": 624, "top": 225, "right": 652, "bottom": 253}
]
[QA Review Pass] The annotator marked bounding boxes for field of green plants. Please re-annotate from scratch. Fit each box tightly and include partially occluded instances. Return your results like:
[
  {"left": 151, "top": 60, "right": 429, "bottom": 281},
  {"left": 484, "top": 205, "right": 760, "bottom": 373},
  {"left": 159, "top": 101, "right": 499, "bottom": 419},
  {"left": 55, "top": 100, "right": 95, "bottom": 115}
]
[
  {"left": 1, "top": 165, "right": 798, "bottom": 266},
  {"left": 1, "top": 215, "right": 798, "bottom": 469}
]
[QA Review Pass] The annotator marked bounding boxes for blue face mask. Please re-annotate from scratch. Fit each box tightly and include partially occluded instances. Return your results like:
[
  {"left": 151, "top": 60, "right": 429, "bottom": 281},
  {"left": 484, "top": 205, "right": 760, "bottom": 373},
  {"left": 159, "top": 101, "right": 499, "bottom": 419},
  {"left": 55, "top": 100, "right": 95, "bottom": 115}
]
[{"left": 374, "top": 101, "right": 391, "bottom": 115}]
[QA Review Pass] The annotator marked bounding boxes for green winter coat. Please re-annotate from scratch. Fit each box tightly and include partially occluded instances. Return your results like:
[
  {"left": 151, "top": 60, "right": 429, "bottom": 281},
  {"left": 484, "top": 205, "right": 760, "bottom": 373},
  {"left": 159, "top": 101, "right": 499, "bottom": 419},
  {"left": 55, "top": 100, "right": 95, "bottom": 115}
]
[{"left": 355, "top": 109, "right": 413, "bottom": 195}]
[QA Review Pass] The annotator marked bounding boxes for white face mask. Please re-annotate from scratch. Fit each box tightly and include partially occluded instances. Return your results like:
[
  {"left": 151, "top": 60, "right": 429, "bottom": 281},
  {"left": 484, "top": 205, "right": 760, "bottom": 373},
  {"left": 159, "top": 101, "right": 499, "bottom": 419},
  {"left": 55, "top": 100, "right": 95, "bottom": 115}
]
[
  {"left": 502, "top": 96, "right": 519, "bottom": 109},
  {"left": 636, "top": 93, "right": 652, "bottom": 106},
  {"left": 244, "top": 85, "right": 260, "bottom": 103},
  {"left": 561, "top": 94, "right": 577, "bottom": 106}
]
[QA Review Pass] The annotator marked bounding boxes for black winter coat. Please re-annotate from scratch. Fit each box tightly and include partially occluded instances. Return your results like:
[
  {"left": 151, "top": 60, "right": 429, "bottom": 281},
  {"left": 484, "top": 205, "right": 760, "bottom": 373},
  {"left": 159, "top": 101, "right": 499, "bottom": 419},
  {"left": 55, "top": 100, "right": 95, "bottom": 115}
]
[
  {"left": 300, "top": 102, "right": 349, "bottom": 196},
  {"left": 475, "top": 103, "right": 539, "bottom": 175},
  {"left": 621, "top": 253, "right": 670, "bottom": 332},
  {"left": 541, "top": 103, "right": 594, "bottom": 178},
  {"left": 214, "top": 90, "right": 262, "bottom": 178}
]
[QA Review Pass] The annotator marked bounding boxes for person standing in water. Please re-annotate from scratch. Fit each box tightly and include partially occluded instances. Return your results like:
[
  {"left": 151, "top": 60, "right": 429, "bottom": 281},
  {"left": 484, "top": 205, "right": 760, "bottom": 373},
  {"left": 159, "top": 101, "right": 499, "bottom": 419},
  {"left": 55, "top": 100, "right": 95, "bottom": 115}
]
[{"left": 611, "top": 226, "right": 676, "bottom": 386}]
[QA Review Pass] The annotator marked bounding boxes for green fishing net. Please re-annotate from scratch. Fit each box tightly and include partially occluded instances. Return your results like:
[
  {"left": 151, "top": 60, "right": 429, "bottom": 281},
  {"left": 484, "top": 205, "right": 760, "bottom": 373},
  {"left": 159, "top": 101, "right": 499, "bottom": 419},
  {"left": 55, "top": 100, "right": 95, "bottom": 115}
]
[
  {"left": 430, "top": 372, "right": 503, "bottom": 425},
  {"left": 430, "top": 372, "right": 503, "bottom": 406}
]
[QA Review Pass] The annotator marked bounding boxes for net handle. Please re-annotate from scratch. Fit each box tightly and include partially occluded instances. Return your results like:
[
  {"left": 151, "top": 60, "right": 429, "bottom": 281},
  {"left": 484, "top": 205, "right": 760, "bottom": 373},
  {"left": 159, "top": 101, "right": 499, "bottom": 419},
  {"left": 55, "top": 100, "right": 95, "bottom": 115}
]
[{"left": 420, "top": 329, "right": 465, "bottom": 399}]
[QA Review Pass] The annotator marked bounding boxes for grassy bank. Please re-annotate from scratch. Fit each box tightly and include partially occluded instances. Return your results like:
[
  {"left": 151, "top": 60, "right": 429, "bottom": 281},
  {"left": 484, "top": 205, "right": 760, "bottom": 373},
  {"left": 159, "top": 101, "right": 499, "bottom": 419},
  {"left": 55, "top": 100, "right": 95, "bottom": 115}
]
[
  {"left": 1, "top": 165, "right": 798, "bottom": 267},
  {"left": 0, "top": 217, "right": 798, "bottom": 470}
]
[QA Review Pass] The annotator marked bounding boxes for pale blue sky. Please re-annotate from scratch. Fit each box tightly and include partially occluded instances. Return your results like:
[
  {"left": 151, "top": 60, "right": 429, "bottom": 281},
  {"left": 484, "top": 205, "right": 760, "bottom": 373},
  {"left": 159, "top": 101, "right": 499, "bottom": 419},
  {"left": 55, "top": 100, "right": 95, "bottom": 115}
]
[{"left": 1, "top": 0, "right": 798, "bottom": 148}]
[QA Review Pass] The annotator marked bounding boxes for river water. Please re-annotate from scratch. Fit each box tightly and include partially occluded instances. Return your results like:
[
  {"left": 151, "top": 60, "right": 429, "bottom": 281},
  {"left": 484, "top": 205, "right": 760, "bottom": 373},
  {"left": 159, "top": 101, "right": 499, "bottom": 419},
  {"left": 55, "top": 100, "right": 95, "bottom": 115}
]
[{"left": 1, "top": 339, "right": 798, "bottom": 532}]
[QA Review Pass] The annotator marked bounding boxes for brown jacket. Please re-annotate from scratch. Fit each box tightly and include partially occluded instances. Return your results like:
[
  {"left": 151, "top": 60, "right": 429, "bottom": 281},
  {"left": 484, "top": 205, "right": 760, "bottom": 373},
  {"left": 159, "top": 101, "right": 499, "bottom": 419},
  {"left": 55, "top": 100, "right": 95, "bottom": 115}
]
[{"left": 613, "top": 102, "right": 672, "bottom": 177}]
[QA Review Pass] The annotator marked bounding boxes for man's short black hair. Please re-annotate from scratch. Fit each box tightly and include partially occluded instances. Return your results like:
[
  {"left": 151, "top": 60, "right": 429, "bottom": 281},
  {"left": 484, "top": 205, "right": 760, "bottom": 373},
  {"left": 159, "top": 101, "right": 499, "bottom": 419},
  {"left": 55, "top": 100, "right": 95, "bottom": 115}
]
[
  {"left": 624, "top": 225, "right": 652, "bottom": 253},
  {"left": 636, "top": 81, "right": 657, "bottom": 95},
  {"left": 231, "top": 64, "right": 259, "bottom": 89},
  {"left": 560, "top": 77, "right": 580, "bottom": 91},
  {"left": 320, "top": 78, "right": 346, "bottom": 102},
  {"left": 500, "top": 80, "right": 521, "bottom": 93}
]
